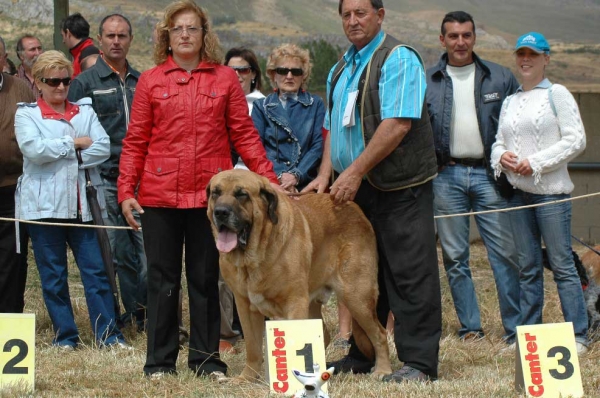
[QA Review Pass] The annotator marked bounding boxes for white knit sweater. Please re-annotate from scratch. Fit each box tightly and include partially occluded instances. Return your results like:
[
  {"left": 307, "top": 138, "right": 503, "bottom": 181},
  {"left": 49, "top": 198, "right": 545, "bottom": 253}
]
[{"left": 491, "top": 83, "right": 586, "bottom": 195}]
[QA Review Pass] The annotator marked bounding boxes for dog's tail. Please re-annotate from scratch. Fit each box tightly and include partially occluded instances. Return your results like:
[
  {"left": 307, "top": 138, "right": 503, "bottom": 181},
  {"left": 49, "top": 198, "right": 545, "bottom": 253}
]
[{"left": 351, "top": 319, "right": 376, "bottom": 361}]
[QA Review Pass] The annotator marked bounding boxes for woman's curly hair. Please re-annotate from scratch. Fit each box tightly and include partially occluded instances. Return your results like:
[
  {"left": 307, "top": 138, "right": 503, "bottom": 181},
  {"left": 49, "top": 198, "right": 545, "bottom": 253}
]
[
  {"left": 265, "top": 43, "right": 312, "bottom": 90},
  {"left": 153, "top": 0, "right": 223, "bottom": 65}
]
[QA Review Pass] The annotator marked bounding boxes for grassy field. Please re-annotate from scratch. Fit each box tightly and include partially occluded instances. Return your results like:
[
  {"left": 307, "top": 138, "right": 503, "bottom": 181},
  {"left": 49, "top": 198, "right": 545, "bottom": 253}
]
[{"left": 1, "top": 242, "right": 599, "bottom": 397}]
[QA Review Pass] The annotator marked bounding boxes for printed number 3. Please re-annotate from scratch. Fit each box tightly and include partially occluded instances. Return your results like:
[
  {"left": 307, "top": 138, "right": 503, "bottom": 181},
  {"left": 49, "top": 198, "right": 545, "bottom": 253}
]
[
  {"left": 547, "top": 346, "right": 574, "bottom": 380},
  {"left": 2, "top": 339, "right": 28, "bottom": 374}
]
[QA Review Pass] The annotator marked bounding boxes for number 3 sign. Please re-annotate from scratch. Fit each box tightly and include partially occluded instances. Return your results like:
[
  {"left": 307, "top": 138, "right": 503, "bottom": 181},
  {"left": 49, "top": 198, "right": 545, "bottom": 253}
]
[
  {"left": 515, "top": 322, "right": 583, "bottom": 398},
  {"left": 0, "top": 314, "right": 35, "bottom": 391},
  {"left": 265, "top": 319, "right": 327, "bottom": 395}
]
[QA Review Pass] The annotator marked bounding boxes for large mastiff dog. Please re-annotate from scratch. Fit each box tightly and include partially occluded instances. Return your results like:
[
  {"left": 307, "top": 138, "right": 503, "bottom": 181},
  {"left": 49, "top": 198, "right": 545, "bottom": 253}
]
[{"left": 207, "top": 169, "right": 391, "bottom": 380}]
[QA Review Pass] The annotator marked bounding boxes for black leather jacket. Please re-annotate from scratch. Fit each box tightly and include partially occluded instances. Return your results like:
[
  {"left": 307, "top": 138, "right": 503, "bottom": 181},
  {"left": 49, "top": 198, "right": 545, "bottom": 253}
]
[{"left": 426, "top": 52, "right": 518, "bottom": 169}]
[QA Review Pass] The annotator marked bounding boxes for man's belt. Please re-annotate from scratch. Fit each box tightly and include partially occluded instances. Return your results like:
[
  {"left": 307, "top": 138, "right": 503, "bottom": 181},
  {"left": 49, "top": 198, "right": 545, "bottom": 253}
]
[{"left": 450, "top": 157, "right": 486, "bottom": 167}]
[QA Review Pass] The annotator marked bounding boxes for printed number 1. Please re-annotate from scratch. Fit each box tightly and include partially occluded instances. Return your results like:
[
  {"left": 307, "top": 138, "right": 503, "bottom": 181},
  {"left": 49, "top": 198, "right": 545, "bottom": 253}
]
[
  {"left": 296, "top": 343, "right": 314, "bottom": 373},
  {"left": 547, "top": 346, "right": 574, "bottom": 380},
  {"left": 2, "top": 339, "right": 29, "bottom": 374}
]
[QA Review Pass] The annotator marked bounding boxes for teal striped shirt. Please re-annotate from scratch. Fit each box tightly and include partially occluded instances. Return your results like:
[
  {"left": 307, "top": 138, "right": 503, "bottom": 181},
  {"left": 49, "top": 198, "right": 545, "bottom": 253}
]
[{"left": 325, "top": 30, "right": 426, "bottom": 173}]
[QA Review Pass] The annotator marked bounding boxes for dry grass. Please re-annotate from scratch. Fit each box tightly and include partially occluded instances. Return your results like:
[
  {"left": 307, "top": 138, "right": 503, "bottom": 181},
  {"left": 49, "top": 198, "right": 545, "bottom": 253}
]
[{"left": 1, "top": 242, "right": 599, "bottom": 397}]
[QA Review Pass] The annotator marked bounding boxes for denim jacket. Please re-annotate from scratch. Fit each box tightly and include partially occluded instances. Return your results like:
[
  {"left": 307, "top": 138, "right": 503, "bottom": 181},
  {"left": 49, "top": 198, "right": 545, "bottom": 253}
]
[
  {"left": 426, "top": 52, "right": 518, "bottom": 169},
  {"left": 68, "top": 57, "right": 140, "bottom": 179},
  {"left": 251, "top": 90, "right": 324, "bottom": 188},
  {"left": 15, "top": 98, "right": 110, "bottom": 222}
]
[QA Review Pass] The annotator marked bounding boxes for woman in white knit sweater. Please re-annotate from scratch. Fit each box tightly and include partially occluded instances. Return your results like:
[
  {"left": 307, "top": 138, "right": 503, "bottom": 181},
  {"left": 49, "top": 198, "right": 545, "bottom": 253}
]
[{"left": 491, "top": 32, "right": 588, "bottom": 354}]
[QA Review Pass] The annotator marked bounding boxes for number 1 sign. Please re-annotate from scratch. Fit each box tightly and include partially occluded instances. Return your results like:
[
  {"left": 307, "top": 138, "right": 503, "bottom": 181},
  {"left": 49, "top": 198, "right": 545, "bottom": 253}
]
[
  {"left": 515, "top": 322, "right": 583, "bottom": 398},
  {"left": 265, "top": 319, "right": 327, "bottom": 395},
  {"left": 0, "top": 314, "right": 35, "bottom": 391}
]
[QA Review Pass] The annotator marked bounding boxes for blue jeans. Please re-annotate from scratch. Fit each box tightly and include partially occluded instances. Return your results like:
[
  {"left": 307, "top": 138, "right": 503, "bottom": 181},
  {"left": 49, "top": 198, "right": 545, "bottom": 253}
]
[
  {"left": 433, "top": 164, "right": 521, "bottom": 342},
  {"left": 102, "top": 177, "right": 147, "bottom": 328},
  {"left": 508, "top": 190, "right": 588, "bottom": 345},
  {"left": 28, "top": 222, "right": 125, "bottom": 347}
]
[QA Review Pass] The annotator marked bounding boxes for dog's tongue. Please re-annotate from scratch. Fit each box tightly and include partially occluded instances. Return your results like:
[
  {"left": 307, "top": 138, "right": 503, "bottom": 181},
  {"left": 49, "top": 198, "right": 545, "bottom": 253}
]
[{"left": 217, "top": 230, "right": 238, "bottom": 253}]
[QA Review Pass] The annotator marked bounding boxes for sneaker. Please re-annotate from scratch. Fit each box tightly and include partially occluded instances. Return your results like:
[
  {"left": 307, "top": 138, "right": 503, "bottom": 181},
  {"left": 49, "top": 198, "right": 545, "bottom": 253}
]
[
  {"left": 576, "top": 342, "right": 588, "bottom": 356},
  {"left": 209, "top": 371, "right": 228, "bottom": 383},
  {"left": 54, "top": 344, "right": 75, "bottom": 352},
  {"left": 107, "top": 341, "right": 134, "bottom": 351},
  {"left": 500, "top": 342, "right": 516, "bottom": 353},
  {"left": 460, "top": 331, "right": 484, "bottom": 342},
  {"left": 326, "top": 355, "right": 374, "bottom": 375},
  {"left": 219, "top": 340, "right": 237, "bottom": 354},
  {"left": 382, "top": 365, "right": 432, "bottom": 383},
  {"left": 148, "top": 371, "right": 164, "bottom": 381}
]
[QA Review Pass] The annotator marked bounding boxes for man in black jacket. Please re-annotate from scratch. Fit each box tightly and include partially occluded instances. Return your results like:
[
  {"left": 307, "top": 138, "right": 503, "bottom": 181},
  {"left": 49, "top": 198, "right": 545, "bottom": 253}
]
[
  {"left": 68, "top": 14, "right": 146, "bottom": 331},
  {"left": 426, "top": 11, "right": 520, "bottom": 347}
]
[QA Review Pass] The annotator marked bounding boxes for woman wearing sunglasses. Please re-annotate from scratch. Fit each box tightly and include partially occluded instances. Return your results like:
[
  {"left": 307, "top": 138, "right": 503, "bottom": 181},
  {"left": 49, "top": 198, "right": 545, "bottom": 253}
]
[
  {"left": 14, "top": 50, "right": 128, "bottom": 350},
  {"left": 118, "top": 0, "right": 278, "bottom": 379},
  {"left": 252, "top": 43, "right": 325, "bottom": 192},
  {"left": 225, "top": 47, "right": 265, "bottom": 171}
]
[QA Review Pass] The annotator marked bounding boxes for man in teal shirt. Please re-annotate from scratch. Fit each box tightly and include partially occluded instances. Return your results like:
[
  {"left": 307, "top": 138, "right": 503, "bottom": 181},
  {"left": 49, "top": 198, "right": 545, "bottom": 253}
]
[{"left": 303, "top": 0, "right": 441, "bottom": 383}]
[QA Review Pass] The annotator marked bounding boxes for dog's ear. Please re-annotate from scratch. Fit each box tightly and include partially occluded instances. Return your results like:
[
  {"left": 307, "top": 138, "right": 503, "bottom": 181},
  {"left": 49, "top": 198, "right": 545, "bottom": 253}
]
[
  {"left": 260, "top": 181, "right": 278, "bottom": 225},
  {"left": 205, "top": 180, "right": 212, "bottom": 200}
]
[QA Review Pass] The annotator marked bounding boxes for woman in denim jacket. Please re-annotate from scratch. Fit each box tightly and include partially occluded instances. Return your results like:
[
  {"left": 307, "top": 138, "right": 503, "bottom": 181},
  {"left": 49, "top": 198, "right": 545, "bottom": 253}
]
[
  {"left": 252, "top": 44, "right": 325, "bottom": 192},
  {"left": 15, "top": 51, "right": 127, "bottom": 350}
]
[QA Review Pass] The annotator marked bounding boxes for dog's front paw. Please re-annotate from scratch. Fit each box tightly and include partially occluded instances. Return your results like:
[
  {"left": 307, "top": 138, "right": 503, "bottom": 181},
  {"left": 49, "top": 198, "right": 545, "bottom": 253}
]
[
  {"left": 371, "top": 369, "right": 393, "bottom": 381},
  {"left": 233, "top": 366, "right": 263, "bottom": 383}
]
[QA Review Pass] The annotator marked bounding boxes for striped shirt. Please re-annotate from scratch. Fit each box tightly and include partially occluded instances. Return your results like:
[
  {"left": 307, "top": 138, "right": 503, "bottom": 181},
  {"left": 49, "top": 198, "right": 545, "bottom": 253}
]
[{"left": 325, "top": 30, "right": 426, "bottom": 173}]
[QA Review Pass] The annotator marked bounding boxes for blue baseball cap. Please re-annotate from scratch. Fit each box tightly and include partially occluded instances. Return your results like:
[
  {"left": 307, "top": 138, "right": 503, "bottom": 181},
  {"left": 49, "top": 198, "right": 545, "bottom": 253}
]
[{"left": 515, "top": 32, "right": 550, "bottom": 54}]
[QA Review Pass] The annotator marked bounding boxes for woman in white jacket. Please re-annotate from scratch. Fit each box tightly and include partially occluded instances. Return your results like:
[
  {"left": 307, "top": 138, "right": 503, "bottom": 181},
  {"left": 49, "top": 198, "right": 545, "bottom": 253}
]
[
  {"left": 15, "top": 51, "right": 127, "bottom": 350},
  {"left": 491, "top": 33, "right": 588, "bottom": 354}
]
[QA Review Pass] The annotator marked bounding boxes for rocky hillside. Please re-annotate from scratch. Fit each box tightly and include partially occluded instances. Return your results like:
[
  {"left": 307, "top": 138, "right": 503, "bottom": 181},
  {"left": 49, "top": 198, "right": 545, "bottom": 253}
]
[{"left": 1, "top": 0, "right": 599, "bottom": 90}]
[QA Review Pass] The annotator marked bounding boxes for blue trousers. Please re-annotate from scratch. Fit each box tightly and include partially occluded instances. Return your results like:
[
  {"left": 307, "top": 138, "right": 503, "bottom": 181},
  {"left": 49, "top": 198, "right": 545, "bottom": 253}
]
[
  {"left": 28, "top": 221, "right": 124, "bottom": 347},
  {"left": 433, "top": 164, "right": 521, "bottom": 342}
]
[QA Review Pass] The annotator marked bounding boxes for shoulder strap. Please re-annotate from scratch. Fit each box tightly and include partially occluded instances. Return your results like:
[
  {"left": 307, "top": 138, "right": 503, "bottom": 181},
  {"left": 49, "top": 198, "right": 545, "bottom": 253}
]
[
  {"left": 548, "top": 84, "right": 557, "bottom": 117},
  {"left": 328, "top": 59, "right": 346, "bottom": 113}
]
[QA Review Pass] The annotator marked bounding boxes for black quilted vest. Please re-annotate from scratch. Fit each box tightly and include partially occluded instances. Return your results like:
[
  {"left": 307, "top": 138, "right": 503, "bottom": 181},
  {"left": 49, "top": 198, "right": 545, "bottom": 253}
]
[{"left": 329, "top": 34, "right": 437, "bottom": 191}]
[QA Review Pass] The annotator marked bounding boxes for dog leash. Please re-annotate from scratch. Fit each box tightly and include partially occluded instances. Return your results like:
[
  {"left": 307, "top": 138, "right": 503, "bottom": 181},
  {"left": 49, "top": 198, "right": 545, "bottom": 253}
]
[{"left": 571, "top": 235, "right": 600, "bottom": 257}]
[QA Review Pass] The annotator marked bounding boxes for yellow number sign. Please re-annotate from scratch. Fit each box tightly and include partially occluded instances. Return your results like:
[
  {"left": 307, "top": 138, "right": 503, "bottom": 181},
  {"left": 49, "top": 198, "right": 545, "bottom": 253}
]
[
  {"left": 265, "top": 319, "right": 327, "bottom": 395},
  {"left": 515, "top": 322, "right": 583, "bottom": 398},
  {"left": 0, "top": 314, "right": 35, "bottom": 391}
]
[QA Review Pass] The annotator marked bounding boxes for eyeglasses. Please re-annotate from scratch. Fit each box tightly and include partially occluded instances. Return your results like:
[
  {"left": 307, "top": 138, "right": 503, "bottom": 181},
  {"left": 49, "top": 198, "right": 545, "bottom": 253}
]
[
  {"left": 275, "top": 67, "right": 303, "bottom": 77},
  {"left": 229, "top": 66, "right": 252, "bottom": 75},
  {"left": 41, "top": 77, "right": 71, "bottom": 87},
  {"left": 169, "top": 26, "right": 203, "bottom": 36}
]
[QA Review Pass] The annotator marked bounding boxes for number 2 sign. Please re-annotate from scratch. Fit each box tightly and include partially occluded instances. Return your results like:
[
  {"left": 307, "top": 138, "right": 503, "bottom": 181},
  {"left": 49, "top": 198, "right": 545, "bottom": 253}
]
[
  {"left": 0, "top": 314, "right": 35, "bottom": 391},
  {"left": 515, "top": 322, "right": 583, "bottom": 398}
]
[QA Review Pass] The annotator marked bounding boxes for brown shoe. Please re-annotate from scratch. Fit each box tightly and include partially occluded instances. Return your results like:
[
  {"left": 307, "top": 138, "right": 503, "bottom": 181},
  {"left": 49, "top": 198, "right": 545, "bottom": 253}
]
[{"left": 219, "top": 340, "right": 237, "bottom": 354}]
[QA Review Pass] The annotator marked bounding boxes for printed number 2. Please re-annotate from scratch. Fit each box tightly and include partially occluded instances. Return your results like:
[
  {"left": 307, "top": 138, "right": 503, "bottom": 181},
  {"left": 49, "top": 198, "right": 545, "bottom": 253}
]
[
  {"left": 2, "top": 339, "right": 29, "bottom": 375},
  {"left": 547, "top": 346, "right": 574, "bottom": 380},
  {"left": 296, "top": 343, "right": 314, "bottom": 373}
]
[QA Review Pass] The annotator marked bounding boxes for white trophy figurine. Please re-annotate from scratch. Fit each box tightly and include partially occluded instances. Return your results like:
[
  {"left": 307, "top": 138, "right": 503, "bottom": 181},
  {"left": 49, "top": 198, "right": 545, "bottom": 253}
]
[{"left": 292, "top": 363, "right": 334, "bottom": 398}]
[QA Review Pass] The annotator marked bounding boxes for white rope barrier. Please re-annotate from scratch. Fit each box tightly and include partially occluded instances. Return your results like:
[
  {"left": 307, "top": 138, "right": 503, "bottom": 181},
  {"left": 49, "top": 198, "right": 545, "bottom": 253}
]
[
  {"left": 433, "top": 191, "right": 600, "bottom": 219},
  {"left": 2, "top": 191, "right": 599, "bottom": 229}
]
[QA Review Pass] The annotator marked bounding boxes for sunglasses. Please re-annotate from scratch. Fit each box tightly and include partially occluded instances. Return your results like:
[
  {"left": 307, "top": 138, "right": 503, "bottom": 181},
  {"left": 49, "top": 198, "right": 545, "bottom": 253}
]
[
  {"left": 229, "top": 66, "right": 252, "bottom": 75},
  {"left": 41, "top": 77, "right": 71, "bottom": 87},
  {"left": 275, "top": 67, "right": 303, "bottom": 77}
]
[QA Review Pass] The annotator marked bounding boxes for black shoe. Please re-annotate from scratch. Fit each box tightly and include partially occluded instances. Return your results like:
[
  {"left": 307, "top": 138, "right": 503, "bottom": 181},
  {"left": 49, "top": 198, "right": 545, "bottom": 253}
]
[
  {"left": 382, "top": 365, "right": 432, "bottom": 383},
  {"left": 327, "top": 355, "right": 374, "bottom": 375}
]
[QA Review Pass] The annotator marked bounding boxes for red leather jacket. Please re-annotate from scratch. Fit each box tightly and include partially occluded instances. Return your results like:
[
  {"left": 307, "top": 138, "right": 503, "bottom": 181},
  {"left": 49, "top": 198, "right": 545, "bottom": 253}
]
[{"left": 118, "top": 56, "right": 277, "bottom": 208}]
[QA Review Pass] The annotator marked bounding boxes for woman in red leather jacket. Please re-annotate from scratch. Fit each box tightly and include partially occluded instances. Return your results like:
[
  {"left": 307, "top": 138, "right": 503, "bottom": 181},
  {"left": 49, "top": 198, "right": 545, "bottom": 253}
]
[{"left": 117, "top": 0, "right": 278, "bottom": 379}]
